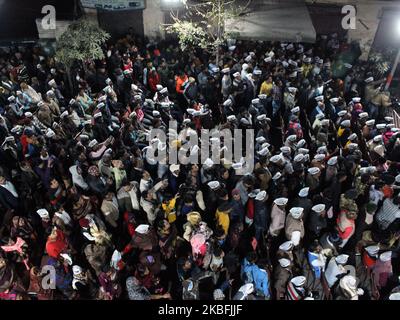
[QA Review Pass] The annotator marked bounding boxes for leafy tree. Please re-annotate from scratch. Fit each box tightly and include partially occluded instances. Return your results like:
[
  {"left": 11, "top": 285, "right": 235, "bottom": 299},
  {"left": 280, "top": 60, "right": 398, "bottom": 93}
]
[
  {"left": 55, "top": 19, "right": 110, "bottom": 92},
  {"left": 164, "top": 0, "right": 250, "bottom": 66}
]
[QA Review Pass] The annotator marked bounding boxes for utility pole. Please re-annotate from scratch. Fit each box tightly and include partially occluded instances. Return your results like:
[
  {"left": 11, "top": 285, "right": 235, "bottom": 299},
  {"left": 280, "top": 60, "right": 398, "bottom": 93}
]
[
  {"left": 385, "top": 47, "right": 400, "bottom": 91},
  {"left": 216, "top": 0, "right": 222, "bottom": 67}
]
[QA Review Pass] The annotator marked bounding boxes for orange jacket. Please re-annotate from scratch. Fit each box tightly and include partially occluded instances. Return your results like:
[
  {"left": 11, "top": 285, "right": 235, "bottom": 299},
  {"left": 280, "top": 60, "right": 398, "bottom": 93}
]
[{"left": 176, "top": 75, "right": 188, "bottom": 94}]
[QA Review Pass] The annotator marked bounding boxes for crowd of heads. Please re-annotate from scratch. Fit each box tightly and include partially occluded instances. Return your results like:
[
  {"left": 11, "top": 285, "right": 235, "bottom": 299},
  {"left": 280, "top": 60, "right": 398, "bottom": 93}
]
[{"left": 0, "top": 30, "right": 400, "bottom": 300}]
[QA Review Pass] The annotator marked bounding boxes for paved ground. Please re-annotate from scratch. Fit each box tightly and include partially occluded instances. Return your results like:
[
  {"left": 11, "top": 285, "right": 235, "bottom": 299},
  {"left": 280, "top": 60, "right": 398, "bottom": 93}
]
[{"left": 225, "top": 1, "right": 316, "bottom": 43}]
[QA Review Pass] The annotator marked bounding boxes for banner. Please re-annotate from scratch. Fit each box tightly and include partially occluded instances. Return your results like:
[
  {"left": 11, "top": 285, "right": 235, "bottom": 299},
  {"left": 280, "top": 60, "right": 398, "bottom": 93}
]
[{"left": 80, "top": 0, "right": 145, "bottom": 11}]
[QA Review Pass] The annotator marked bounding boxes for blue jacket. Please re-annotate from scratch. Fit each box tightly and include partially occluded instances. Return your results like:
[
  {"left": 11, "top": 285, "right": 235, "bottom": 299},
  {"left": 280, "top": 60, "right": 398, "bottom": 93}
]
[
  {"left": 241, "top": 258, "right": 270, "bottom": 298},
  {"left": 229, "top": 199, "right": 245, "bottom": 224}
]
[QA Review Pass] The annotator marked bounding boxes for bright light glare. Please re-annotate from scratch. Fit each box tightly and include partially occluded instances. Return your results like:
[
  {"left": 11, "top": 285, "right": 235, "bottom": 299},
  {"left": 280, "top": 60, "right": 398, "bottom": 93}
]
[
  {"left": 397, "top": 19, "right": 400, "bottom": 36},
  {"left": 161, "top": 0, "right": 183, "bottom": 8}
]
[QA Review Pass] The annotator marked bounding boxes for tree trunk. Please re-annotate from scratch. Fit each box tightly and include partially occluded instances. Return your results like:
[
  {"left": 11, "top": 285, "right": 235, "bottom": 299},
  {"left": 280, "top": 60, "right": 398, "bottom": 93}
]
[
  {"left": 66, "top": 66, "right": 74, "bottom": 97},
  {"left": 216, "top": 0, "right": 222, "bottom": 68}
]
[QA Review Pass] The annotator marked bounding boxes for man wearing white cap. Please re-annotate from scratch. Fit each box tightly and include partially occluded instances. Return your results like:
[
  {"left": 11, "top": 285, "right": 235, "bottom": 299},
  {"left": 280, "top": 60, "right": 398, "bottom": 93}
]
[
  {"left": 274, "top": 258, "right": 292, "bottom": 300},
  {"left": 285, "top": 207, "right": 304, "bottom": 247},
  {"left": 307, "top": 204, "right": 327, "bottom": 240},
  {"left": 269, "top": 197, "right": 288, "bottom": 237},
  {"left": 324, "top": 254, "right": 348, "bottom": 288},
  {"left": 221, "top": 67, "right": 232, "bottom": 99},
  {"left": 291, "top": 187, "right": 313, "bottom": 222},
  {"left": 286, "top": 276, "right": 307, "bottom": 300},
  {"left": 254, "top": 190, "right": 269, "bottom": 242},
  {"left": 306, "top": 167, "right": 321, "bottom": 194}
]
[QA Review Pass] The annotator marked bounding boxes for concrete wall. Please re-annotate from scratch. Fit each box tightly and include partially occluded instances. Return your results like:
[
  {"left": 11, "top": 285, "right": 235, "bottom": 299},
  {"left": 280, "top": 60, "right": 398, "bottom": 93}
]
[
  {"left": 306, "top": 0, "right": 400, "bottom": 60},
  {"left": 83, "top": 0, "right": 165, "bottom": 39},
  {"left": 97, "top": 9, "right": 144, "bottom": 38},
  {"left": 83, "top": 8, "right": 100, "bottom": 25},
  {"left": 143, "top": 0, "right": 165, "bottom": 39},
  {"left": 36, "top": 19, "right": 73, "bottom": 40}
]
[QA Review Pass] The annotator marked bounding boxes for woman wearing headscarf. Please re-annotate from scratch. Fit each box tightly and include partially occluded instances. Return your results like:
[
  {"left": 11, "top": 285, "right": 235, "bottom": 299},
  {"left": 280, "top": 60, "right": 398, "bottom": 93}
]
[
  {"left": 336, "top": 190, "right": 358, "bottom": 249},
  {"left": 45, "top": 227, "right": 68, "bottom": 260},
  {"left": 71, "top": 194, "right": 93, "bottom": 222},
  {"left": 157, "top": 219, "right": 177, "bottom": 261},
  {"left": 98, "top": 265, "right": 122, "bottom": 300}
]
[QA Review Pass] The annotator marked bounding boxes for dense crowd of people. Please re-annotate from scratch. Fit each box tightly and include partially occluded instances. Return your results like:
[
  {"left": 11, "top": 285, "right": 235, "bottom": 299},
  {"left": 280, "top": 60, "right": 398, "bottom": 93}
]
[{"left": 0, "top": 29, "right": 400, "bottom": 301}]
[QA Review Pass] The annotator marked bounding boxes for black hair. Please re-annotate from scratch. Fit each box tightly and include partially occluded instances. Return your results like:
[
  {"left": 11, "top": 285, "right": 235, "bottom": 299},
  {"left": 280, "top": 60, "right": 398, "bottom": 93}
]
[{"left": 246, "top": 251, "right": 258, "bottom": 263}]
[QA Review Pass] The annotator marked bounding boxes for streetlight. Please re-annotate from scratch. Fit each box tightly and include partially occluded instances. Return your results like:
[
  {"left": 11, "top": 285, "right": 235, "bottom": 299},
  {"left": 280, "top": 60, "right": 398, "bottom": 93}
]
[
  {"left": 384, "top": 18, "right": 400, "bottom": 90},
  {"left": 161, "top": 0, "right": 184, "bottom": 8}
]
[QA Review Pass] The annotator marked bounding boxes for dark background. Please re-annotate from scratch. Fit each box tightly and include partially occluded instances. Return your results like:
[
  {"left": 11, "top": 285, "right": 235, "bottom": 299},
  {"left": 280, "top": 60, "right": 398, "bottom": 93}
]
[{"left": 0, "top": 0, "right": 78, "bottom": 42}]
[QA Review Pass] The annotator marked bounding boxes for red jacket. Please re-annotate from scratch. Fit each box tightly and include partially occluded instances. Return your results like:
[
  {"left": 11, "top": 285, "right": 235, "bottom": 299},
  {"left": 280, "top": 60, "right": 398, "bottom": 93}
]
[
  {"left": 246, "top": 199, "right": 255, "bottom": 220},
  {"left": 45, "top": 229, "right": 67, "bottom": 259},
  {"left": 148, "top": 73, "right": 160, "bottom": 93}
]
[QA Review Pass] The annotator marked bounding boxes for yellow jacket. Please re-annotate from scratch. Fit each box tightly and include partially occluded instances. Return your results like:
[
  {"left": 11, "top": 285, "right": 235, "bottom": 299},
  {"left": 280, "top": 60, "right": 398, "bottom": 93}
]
[
  {"left": 162, "top": 197, "right": 177, "bottom": 223},
  {"left": 215, "top": 209, "right": 230, "bottom": 236},
  {"left": 259, "top": 81, "right": 273, "bottom": 96}
]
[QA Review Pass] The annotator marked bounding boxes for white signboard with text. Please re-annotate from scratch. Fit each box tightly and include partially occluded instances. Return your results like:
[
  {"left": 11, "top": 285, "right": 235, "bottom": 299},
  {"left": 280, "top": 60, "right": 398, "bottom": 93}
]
[{"left": 80, "top": 0, "right": 145, "bottom": 11}]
